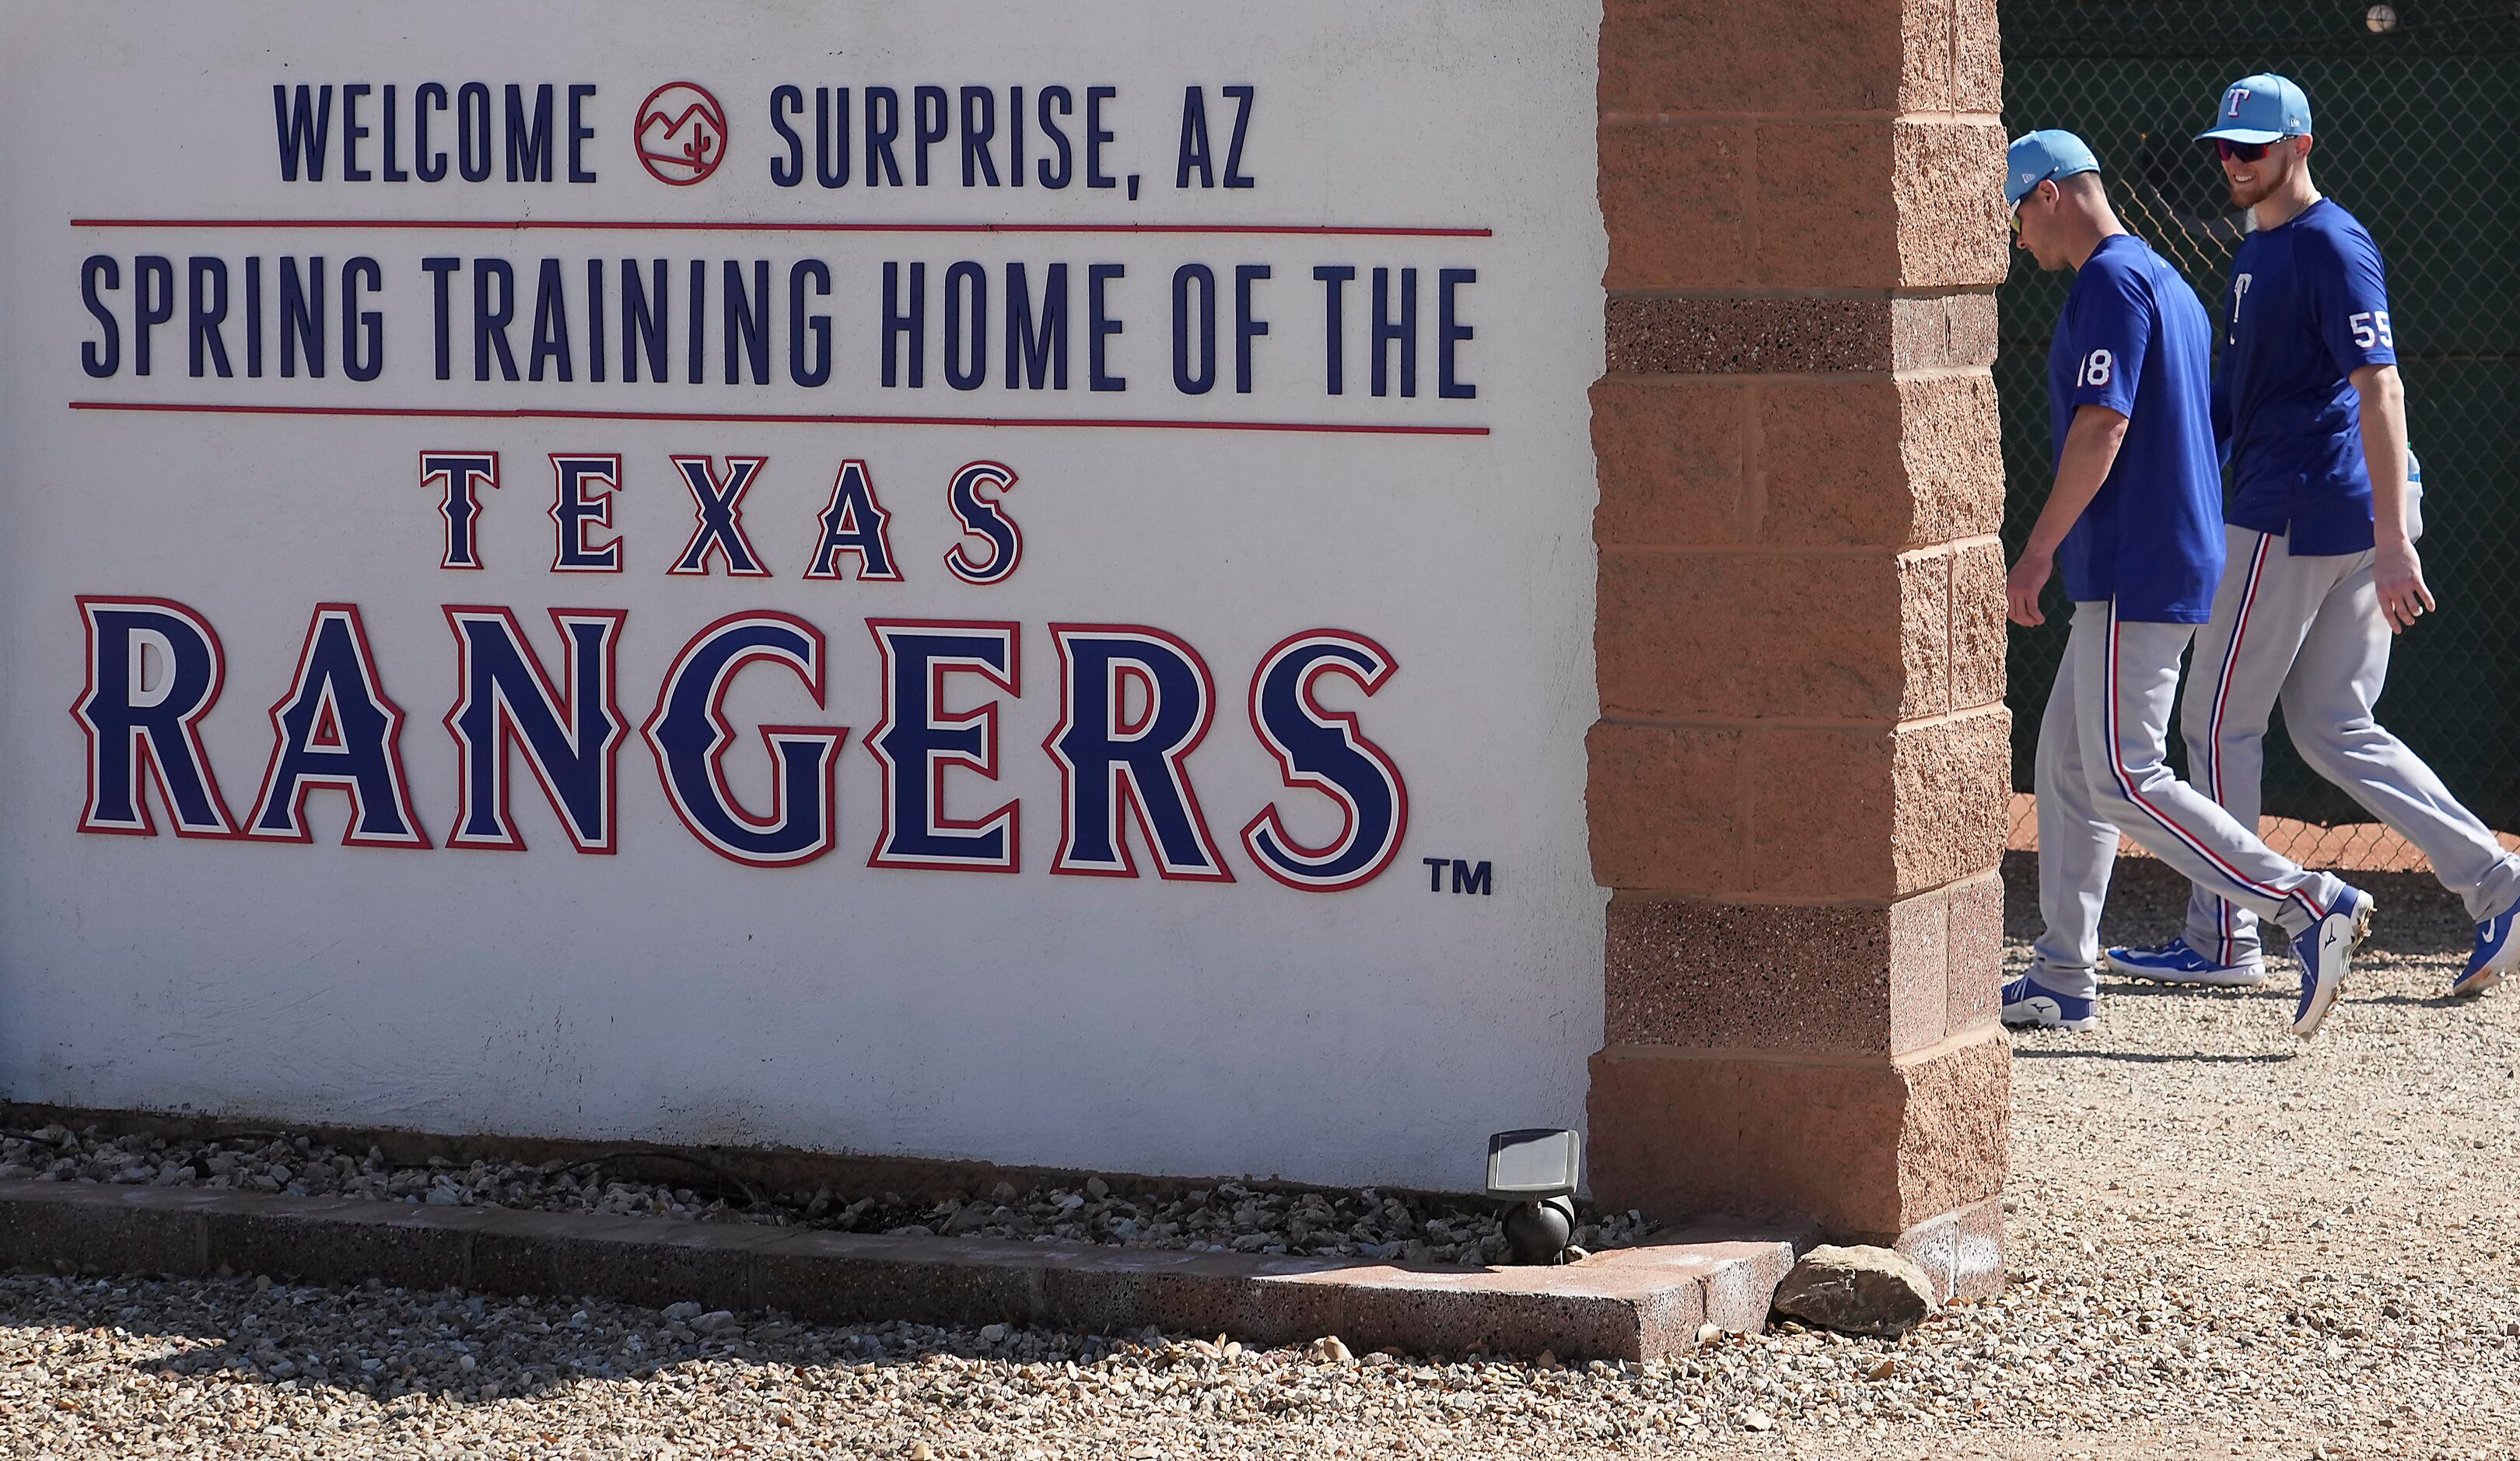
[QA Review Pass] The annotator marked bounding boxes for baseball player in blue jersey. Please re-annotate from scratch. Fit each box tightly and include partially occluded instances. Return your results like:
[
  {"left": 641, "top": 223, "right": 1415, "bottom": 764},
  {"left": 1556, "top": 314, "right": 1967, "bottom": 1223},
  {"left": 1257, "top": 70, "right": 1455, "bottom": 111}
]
[
  {"left": 2105, "top": 76, "right": 2520, "bottom": 1000},
  {"left": 2000, "top": 130, "right": 2374, "bottom": 1039}
]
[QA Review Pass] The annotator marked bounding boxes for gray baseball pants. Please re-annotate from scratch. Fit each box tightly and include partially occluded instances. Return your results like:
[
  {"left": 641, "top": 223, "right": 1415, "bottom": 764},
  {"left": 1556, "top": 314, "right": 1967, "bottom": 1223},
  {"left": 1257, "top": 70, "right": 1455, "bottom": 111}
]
[
  {"left": 2034, "top": 599, "right": 2347, "bottom": 1000},
  {"left": 2180, "top": 524, "right": 2520, "bottom": 965}
]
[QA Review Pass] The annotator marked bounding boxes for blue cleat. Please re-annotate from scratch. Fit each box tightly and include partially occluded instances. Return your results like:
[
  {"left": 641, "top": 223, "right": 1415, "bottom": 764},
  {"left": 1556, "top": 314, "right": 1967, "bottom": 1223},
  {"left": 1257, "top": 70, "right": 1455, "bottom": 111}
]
[
  {"left": 2001, "top": 974, "right": 2098, "bottom": 1032},
  {"left": 2454, "top": 902, "right": 2520, "bottom": 998},
  {"left": 2290, "top": 886, "right": 2373, "bottom": 1040},
  {"left": 2102, "top": 938, "right": 2266, "bottom": 989}
]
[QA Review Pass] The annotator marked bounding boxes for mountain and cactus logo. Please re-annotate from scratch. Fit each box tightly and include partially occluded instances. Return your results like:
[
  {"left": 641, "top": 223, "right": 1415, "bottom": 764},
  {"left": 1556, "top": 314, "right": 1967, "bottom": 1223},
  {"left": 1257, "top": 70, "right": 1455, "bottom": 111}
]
[{"left": 635, "top": 82, "right": 726, "bottom": 185}]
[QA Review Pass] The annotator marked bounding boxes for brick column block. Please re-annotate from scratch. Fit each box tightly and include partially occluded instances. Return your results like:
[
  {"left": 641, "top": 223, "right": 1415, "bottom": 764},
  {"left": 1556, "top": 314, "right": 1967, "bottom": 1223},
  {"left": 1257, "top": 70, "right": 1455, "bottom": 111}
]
[
  {"left": 1587, "top": 709, "right": 2010, "bottom": 902},
  {"left": 1601, "top": 0, "right": 2003, "bottom": 117},
  {"left": 1605, "top": 118, "right": 2006, "bottom": 292},
  {"left": 1587, "top": 0, "right": 2009, "bottom": 1285},
  {"left": 1600, "top": 872, "right": 2004, "bottom": 1056},
  {"left": 1587, "top": 1025, "right": 2009, "bottom": 1274},
  {"left": 1894, "top": 121, "right": 2012, "bottom": 289},
  {"left": 1593, "top": 371, "right": 2001, "bottom": 555}
]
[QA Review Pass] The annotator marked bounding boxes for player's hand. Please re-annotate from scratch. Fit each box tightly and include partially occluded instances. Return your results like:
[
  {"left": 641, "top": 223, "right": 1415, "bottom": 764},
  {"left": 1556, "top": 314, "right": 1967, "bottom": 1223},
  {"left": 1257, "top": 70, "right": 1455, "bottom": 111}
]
[
  {"left": 2375, "top": 539, "right": 2435, "bottom": 633},
  {"left": 2006, "top": 548, "right": 2054, "bottom": 627}
]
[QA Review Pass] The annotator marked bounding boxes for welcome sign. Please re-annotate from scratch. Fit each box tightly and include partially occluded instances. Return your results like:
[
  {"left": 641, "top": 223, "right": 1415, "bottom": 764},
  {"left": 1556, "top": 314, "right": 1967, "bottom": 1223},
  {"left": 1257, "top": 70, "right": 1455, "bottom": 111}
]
[{"left": 0, "top": 0, "right": 1605, "bottom": 1189}]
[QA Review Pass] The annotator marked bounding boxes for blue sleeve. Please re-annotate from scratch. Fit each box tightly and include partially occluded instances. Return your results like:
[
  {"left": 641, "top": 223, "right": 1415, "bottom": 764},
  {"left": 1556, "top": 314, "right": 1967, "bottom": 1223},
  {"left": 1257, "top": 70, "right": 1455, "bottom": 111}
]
[
  {"left": 2066, "top": 260, "right": 2149, "bottom": 417},
  {"left": 2313, "top": 226, "right": 2398, "bottom": 375}
]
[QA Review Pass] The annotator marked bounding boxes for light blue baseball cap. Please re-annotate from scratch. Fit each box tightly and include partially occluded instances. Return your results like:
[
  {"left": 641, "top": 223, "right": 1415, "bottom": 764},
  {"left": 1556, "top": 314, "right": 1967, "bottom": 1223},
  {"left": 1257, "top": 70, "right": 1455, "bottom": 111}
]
[
  {"left": 2006, "top": 130, "right": 2100, "bottom": 207},
  {"left": 2197, "top": 74, "right": 2312, "bottom": 144}
]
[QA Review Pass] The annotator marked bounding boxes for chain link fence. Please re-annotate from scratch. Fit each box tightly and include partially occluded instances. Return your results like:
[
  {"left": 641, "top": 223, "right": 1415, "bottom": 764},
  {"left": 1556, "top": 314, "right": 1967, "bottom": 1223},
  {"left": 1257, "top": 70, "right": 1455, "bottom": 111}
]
[{"left": 1997, "top": 0, "right": 2520, "bottom": 869}]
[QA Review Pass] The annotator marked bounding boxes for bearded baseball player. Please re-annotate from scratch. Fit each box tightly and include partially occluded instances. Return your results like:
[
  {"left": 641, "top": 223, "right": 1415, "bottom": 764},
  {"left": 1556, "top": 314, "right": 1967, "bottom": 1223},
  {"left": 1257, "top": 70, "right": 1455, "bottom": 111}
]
[
  {"left": 2104, "top": 75, "right": 2520, "bottom": 1000},
  {"left": 2000, "top": 129, "right": 2374, "bottom": 1039}
]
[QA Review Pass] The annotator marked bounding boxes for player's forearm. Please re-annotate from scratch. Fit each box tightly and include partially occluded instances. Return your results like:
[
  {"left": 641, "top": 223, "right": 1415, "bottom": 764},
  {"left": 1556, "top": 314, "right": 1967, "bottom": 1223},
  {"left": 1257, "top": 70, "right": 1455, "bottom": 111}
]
[
  {"left": 2354, "top": 363, "right": 2411, "bottom": 547},
  {"left": 2027, "top": 408, "right": 2129, "bottom": 555}
]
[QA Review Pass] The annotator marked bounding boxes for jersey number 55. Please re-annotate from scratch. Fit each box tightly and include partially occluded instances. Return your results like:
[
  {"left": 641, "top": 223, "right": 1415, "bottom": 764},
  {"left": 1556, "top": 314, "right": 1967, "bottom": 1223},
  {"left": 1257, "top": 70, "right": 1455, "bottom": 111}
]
[{"left": 2348, "top": 310, "right": 2394, "bottom": 349}]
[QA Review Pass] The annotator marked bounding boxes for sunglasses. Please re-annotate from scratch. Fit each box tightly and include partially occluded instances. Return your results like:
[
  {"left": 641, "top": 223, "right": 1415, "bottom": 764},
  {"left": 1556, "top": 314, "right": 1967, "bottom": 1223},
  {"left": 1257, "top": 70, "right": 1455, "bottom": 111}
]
[
  {"left": 2009, "top": 168, "right": 2062, "bottom": 234},
  {"left": 2214, "top": 138, "right": 2274, "bottom": 162}
]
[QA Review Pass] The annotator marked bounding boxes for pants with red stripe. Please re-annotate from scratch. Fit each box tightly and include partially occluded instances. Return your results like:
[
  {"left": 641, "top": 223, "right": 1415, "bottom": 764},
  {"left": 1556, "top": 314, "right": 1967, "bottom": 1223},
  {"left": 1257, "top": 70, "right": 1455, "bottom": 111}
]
[
  {"left": 2033, "top": 599, "right": 2345, "bottom": 999},
  {"left": 2179, "top": 525, "right": 2520, "bottom": 965}
]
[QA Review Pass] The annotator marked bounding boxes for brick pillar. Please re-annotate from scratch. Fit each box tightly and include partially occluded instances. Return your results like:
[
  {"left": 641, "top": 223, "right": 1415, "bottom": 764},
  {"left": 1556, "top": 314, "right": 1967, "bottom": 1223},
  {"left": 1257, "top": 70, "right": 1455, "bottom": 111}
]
[{"left": 1584, "top": 0, "right": 2012, "bottom": 1300}]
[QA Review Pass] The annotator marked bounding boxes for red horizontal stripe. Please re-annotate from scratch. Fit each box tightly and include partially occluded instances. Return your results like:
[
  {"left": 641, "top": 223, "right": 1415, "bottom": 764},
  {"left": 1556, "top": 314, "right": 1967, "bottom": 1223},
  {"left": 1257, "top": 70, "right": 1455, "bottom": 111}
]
[
  {"left": 70, "top": 218, "right": 1492, "bottom": 238},
  {"left": 68, "top": 401, "right": 1489, "bottom": 437}
]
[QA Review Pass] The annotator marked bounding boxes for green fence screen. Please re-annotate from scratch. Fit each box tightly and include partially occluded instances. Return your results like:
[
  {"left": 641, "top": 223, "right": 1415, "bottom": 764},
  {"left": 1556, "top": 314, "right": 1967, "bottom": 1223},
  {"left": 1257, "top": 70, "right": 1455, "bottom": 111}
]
[{"left": 1997, "top": 1, "right": 2520, "bottom": 832}]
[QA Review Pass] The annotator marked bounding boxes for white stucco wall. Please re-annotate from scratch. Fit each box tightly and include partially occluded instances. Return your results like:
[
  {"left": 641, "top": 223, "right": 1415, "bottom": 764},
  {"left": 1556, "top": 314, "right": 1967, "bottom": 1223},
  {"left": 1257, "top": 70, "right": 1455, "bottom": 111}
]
[{"left": 0, "top": 0, "right": 1606, "bottom": 1192}]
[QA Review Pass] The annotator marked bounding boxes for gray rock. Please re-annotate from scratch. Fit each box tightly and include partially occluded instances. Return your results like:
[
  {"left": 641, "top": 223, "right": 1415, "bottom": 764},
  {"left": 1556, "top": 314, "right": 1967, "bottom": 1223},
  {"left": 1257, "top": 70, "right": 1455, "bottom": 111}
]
[{"left": 1770, "top": 1245, "right": 1937, "bottom": 1337}]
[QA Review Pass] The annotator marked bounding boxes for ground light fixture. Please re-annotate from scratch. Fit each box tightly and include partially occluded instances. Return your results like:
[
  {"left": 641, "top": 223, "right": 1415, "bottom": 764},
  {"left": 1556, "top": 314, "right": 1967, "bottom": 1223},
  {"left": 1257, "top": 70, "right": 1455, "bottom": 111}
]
[{"left": 1486, "top": 1128, "right": 1582, "bottom": 1264}]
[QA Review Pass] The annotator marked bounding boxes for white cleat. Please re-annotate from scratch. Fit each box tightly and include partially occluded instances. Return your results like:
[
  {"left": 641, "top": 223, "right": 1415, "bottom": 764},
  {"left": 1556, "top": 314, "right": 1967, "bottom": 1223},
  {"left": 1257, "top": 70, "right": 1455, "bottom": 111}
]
[{"left": 2290, "top": 887, "right": 2373, "bottom": 1040}]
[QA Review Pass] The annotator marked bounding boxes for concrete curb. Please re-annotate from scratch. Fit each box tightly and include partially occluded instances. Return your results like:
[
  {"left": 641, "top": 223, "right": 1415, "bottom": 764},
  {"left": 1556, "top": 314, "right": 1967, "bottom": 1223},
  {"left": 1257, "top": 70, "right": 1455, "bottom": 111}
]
[{"left": 0, "top": 1179, "right": 1797, "bottom": 1361}]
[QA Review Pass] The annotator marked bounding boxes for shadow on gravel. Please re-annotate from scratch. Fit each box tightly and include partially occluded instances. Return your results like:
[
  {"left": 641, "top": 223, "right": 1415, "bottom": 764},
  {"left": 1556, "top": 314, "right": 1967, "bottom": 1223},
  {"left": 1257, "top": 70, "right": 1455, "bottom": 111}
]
[
  {"left": 0, "top": 1269, "right": 1132, "bottom": 1412},
  {"left": 2012, "top": 1048, "right": 2297, "bottom": 1064},
  {"left": 2350, "top": 991, "right": 2478, "bottom": 1009},
  {"left": 2089, "top": 981, "right": 2284, "bottom": 999}
]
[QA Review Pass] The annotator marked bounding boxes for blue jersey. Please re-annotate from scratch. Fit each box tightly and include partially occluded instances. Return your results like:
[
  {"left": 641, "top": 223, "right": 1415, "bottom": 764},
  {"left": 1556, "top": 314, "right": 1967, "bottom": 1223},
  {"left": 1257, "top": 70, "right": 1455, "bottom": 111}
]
[
  {"left": 2047, "top": 233, "right": 2225, "bottom": 622},
  {"left": 2215, "top": 199, "right": 2399, "bottom": 555}
]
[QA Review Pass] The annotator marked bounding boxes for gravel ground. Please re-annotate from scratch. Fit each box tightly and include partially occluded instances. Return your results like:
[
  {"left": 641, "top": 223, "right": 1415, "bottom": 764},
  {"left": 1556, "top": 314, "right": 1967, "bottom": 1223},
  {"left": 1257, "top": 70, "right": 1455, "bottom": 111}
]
[{"left": 0, "top": 850, "right": 2512, "bottom": 1459}]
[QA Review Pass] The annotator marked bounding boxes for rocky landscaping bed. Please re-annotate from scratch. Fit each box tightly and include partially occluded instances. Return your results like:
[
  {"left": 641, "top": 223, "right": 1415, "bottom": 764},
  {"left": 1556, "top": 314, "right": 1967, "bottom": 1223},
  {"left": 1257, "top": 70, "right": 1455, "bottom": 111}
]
[{"left": 0, "top": 1127, "right": 1660, "bottom": 1270}]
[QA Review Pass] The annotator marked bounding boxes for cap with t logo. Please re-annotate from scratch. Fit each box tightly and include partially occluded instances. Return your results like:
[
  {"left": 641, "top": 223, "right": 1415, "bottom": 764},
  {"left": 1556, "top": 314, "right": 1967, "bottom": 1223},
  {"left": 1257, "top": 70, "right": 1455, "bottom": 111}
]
[{"left": 2198, "top": 73, "right": 2313, "bottom": 144}]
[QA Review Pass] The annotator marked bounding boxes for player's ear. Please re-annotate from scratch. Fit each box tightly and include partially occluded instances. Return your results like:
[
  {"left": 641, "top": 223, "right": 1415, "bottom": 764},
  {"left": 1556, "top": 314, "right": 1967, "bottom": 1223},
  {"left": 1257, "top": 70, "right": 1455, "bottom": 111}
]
[{"left": 2294, "top": 135, "right": 2315, "bottom": 159}]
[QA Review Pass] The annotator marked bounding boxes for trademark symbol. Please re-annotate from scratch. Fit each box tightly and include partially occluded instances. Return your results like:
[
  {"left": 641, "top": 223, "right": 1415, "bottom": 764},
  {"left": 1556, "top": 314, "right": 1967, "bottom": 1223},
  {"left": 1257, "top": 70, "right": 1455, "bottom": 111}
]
[
  {"left": 1423, "top": 857, "right": 1492, "bottom": 895},
  {"left": 635, "top": 82, "right": 726, "bottom": 186}
]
